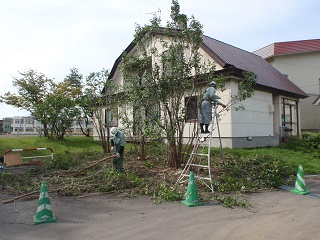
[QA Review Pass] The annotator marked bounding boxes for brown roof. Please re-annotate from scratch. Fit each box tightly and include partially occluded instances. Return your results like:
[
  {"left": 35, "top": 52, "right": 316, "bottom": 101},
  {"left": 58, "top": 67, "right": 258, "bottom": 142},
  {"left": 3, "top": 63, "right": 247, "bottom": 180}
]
[
  {"left": 254, "top": 39, "right": 320, "bottom": 59},
  {"left": 201, "top": 35, "right": 308, "bottom": 98}
]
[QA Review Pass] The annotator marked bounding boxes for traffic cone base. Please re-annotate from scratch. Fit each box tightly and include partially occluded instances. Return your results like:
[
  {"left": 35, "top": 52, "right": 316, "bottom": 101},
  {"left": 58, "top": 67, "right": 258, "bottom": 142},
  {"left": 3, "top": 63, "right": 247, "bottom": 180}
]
[
  {"left": 290, "top": 188, "right": 311, "bottom": 195},
  {"left": 290, "top": 164, "right": 311, "bottom": 195},
  {"left": 33, "top": 213, "right": 57, "bottom": 224},
  {"left": 33, "top": 182, "right": 57, "bottom": 224},
  {"left": 181, "top": 171, "right": 204, "bottom": 207},
  {"left": 181, "top": 199, "right": 204, "bottom": 207}
]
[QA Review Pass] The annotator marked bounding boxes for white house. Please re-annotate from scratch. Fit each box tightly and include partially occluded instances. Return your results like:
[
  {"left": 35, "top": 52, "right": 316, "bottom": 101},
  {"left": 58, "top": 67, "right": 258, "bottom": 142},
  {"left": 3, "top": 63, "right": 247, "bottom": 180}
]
[
  {"left": 254, "top": 39, "right": 320, "bottom": 132},
  {"left": 105, "top": 33, "right": 308, "bottom": 148}
]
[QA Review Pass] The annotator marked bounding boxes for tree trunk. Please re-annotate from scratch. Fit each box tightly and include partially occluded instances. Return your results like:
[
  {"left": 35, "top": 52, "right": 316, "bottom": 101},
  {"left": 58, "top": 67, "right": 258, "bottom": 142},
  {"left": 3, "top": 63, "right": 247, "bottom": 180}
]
[{"left": 78, "top": 118, "right": 90, "bottom": 137}]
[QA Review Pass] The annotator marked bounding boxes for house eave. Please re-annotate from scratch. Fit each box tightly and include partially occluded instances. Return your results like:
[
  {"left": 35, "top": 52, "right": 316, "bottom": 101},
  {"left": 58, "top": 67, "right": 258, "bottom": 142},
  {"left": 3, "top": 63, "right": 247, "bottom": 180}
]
[
  {"left": 109, "top": 40, "right": 137, "bottom": 80},
  {"left": 254, "top": 84, "right": 309, "bottom": 99}
]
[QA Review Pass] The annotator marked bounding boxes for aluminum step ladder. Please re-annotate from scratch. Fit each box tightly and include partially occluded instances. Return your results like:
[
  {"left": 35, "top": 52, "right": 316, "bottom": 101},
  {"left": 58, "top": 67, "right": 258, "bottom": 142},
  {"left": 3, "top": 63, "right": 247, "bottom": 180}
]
[{"left": 177, "top": 102, "right": 224, "bottom": 192}]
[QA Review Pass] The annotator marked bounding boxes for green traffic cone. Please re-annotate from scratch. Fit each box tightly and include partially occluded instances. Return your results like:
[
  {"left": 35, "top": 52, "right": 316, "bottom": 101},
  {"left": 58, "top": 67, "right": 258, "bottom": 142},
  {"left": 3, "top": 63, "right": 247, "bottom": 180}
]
[
  {"left": 181, "top": 171, "right": 204, "bottom": 207},
  {"left": 33, "top": 182, "right": 57, "bottom": 224},
  {"left": 290, "top": 164, "right": 311, "bottom": 195}
]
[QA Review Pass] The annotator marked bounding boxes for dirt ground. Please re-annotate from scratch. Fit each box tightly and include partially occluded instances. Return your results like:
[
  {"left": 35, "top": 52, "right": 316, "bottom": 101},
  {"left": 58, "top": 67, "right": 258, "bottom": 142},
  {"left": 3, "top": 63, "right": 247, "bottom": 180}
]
[
  {"left": 1, "top": 185, "right": 320, "bottom": 240},
  {"left": 1, "top": 148, "right": 320, "bottom": 240}
]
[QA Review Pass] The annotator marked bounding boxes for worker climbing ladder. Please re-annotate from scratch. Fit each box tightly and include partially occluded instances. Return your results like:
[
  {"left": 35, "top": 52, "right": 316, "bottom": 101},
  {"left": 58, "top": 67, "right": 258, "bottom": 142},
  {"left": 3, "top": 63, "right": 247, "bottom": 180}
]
[{"left": 177, "top": 101, "right": 224, "bottom": 192}]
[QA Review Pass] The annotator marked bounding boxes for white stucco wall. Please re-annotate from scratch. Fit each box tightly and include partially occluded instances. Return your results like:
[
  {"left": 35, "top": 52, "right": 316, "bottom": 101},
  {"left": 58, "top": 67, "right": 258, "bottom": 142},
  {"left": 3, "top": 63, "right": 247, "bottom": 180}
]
[
  {"left": 273, "top": 52, "right": 320, "bottom": 95},
  {"left": 198, "top": 47, "right": 224, "bottom": 71},
  {"left": 230, "top": 82, "right": 274, "bottom": 137},
  {"left": 268, "top": 51, "right": 320, "bottom": 131}
]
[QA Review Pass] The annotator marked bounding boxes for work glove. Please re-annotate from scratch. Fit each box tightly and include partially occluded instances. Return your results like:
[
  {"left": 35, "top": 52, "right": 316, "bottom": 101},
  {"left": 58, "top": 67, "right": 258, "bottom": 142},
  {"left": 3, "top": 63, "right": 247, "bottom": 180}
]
[
  {"left": 111, "top": 146, "right": 114, "bottom": 152},
  {"left": 116, "top": 153, "right": 120, "bottom": 158}
]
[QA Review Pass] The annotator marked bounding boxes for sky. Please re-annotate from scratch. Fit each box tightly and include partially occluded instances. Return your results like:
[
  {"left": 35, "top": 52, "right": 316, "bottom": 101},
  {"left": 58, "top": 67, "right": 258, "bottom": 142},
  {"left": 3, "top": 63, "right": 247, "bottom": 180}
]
[{"left": 1, "top": 0, "right": 319, "bottom": 119}]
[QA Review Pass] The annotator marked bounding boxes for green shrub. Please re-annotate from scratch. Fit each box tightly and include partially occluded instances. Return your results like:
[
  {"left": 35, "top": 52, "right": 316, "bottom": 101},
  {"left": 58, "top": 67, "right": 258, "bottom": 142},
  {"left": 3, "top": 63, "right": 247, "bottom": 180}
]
[
  {"left": 140, "top": 181, "right": 183, "bottom": 202},
  {"left": 0, "top": 171, "right": 37, "bottom": 192},
  {"left": 213, "top": 155, "right": 293, "bottom": 192},
  {"left": 303, "top": 133, "right": 320, "bottom": 150},
  {"left": 282, "top": 136, "right": 308, "bottom": 151},
  {"left": 282, "top": 134, "right": 320, "bottom": 159}
]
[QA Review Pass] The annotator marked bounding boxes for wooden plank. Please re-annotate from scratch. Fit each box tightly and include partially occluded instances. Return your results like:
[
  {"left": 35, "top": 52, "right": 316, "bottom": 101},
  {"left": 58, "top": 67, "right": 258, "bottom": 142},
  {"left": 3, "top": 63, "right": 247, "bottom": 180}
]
[{"left": 4, "top": 153, "right": 22, "bottom": 166}]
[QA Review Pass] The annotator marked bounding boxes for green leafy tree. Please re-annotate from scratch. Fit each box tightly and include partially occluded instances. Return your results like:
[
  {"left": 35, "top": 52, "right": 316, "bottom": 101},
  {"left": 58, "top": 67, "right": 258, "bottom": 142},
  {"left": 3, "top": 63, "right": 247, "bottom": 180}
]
[
  {"left": 79, "top": 69, "right": 118, "bottom": 153},
  {"left": 0, "top": 69, "right": 82, "bottom": 139},
  {"left": 45, "top": 80, "right": 81, "bottom": 139},
  {"left": 0, "top": 69, "right": 54, "bottom": 137},
  {"left": 119, "top": 0, "right": 256, "bottom": 168},
  {"left": 64, "top": 68, "right": 92, "bottom": 137}
]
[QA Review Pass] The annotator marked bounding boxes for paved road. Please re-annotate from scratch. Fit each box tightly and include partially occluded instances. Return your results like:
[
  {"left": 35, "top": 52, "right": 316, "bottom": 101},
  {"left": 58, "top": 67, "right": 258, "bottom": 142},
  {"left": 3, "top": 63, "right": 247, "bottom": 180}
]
[{"left": 1, "top": 188, "right": 320, "bottom": 240}]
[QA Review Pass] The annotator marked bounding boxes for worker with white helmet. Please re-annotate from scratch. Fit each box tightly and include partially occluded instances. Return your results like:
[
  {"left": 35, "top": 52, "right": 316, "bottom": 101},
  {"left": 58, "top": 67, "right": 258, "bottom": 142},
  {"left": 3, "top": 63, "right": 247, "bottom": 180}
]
[
  {"left": 200, "top": 81, "right": 226, "bottom": 133},
  {"left": 110, "top": 127, "right": 126, "bottom": 172}
]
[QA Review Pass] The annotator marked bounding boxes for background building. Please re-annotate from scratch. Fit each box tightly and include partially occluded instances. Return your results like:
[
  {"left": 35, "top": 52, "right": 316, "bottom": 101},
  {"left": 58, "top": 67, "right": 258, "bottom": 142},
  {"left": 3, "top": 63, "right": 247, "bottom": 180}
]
[
  {"left": 1, "top": 116, "right": 92, "bottom": 135},
  {"left": 254, "top": 39, "right": 320, "bottom": 132}
]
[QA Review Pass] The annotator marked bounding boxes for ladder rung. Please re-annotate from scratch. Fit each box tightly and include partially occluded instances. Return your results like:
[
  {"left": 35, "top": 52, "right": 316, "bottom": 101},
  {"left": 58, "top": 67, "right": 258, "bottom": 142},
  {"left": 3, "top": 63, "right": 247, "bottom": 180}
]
[
  {"left": 195, "top": 176, "right": 211, "bottom": 180},
  {"left": 189, "top": 163, "right": 210, "bottom": 168},
  {"left": 191, "top": 153, "right": 208, "bottom": 156},
  {"left": 179, "top": 174, "right": 211, "bottom": 181}
]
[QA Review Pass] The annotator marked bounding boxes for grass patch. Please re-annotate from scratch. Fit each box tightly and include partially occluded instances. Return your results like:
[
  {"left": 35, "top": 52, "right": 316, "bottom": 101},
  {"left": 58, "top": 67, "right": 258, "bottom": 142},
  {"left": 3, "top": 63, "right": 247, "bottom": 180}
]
[{"left": 0, "top": 136, "right": 104, "bottom": 163}]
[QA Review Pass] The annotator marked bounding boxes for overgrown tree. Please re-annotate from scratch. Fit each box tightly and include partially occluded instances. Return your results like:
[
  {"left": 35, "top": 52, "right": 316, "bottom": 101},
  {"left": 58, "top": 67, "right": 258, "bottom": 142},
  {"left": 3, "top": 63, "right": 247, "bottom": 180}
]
[
  {"left": 119, "top": 0, "right": 256, "bottom": 168},
  {"left": 79, "top": 69, "right": 118, "bottom": 153},
  {"left": 64, "top": 68, "right": 92, "bottom": 137},
  {"left": 120, "top": 1, "right": 215, "bottom": 167}
]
